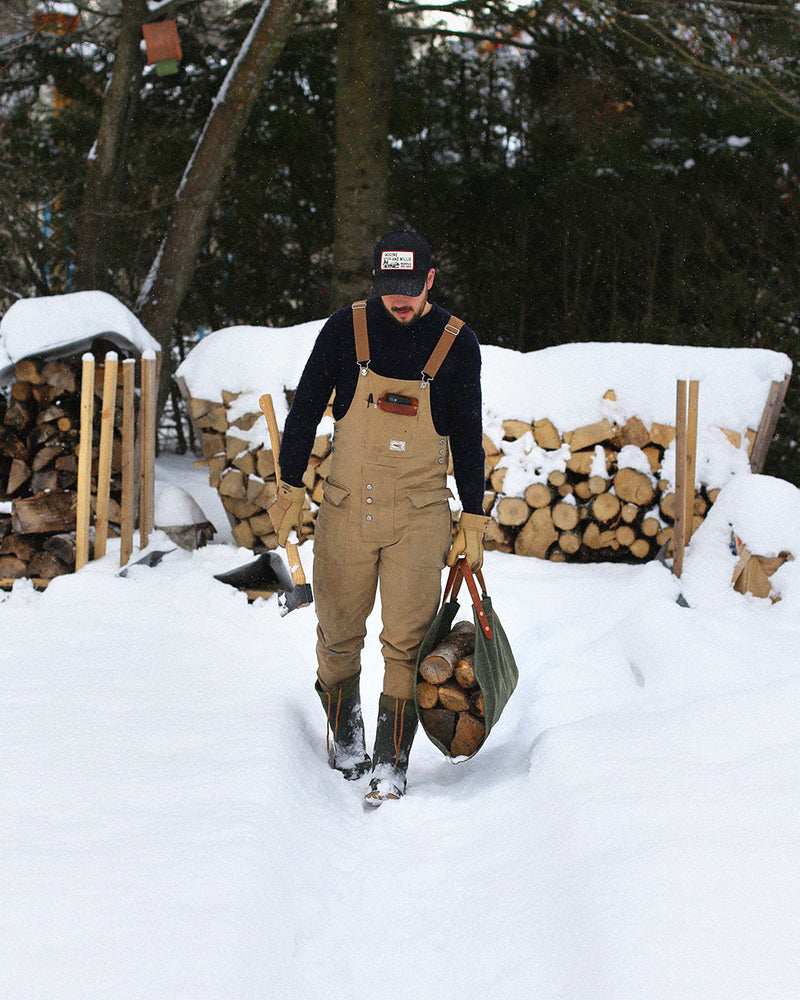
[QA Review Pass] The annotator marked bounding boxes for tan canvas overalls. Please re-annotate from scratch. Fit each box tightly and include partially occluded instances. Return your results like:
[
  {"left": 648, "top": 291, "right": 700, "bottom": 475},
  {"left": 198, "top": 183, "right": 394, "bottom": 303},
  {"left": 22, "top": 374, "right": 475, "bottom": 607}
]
[{"left": 313, "top": 302, "right": 464, "bottom": 703}]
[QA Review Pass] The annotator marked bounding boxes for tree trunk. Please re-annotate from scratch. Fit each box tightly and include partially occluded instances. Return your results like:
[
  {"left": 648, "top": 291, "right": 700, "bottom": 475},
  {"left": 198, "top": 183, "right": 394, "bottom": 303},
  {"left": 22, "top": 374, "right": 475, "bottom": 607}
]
[
  {"left": 74, "top": 0, "right": 148, "bottom": 292},
  {"left": 330, "top": 0, "right": 390, "bottom": 309},
  {"left": 136, "top": 0, "right": 303, "bottom": 409}
]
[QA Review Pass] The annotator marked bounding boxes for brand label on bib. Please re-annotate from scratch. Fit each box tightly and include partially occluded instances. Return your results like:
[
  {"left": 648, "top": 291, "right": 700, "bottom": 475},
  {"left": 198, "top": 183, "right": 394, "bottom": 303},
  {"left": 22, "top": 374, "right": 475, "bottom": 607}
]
[{"left": 389, "top": 440, "right": 406, "bottom": 452}]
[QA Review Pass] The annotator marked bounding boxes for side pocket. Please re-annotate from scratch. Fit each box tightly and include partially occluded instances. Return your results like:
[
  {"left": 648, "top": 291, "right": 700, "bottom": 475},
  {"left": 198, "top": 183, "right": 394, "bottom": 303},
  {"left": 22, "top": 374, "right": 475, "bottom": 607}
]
[
  {"left": 408, "top": 487, "right": 453, "bottom": 510},
  {"left": 321, "top": 479, "right": 351, "bottom": 507}
]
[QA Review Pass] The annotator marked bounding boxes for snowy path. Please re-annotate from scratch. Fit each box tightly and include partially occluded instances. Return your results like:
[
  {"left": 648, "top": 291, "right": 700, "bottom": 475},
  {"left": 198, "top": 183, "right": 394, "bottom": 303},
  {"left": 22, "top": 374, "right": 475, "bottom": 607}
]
[{"left": 3, "top": 458, "right": 800, "bottom": 999}]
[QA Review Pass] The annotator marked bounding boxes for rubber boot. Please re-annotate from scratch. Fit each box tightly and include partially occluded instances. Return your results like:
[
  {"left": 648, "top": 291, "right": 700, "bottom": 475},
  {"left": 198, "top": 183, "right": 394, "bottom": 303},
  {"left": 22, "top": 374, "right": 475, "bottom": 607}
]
[
  {"left": 316, "top": 675, "right": 371, "bottom": 780},
  {"left": 364, "top": 693, "right": 419, "bottom": 804}
]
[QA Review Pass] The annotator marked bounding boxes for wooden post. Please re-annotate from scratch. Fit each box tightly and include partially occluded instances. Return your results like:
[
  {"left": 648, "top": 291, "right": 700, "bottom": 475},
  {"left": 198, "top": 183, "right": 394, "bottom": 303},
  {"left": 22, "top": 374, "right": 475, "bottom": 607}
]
[
  {"left": 750, "top": 375, "right": 791, "bottom": 473},
  {"left": 684, "top": 379, "right": 699, "bottom": 534},
  {"left": 93, "top": 351, "right": 119, "bottom": 559},
  {"left": 75, "top": 354, "right": 95, "bottom": 570},
  {"left": 119, "top": 358, "right": 136, "bottom": 567},
  {"left": 672, "top": 379, "right": 699, "bottom": 578},
  {"left": 139, "top": 351, "right": 157, "bottom": 548}
]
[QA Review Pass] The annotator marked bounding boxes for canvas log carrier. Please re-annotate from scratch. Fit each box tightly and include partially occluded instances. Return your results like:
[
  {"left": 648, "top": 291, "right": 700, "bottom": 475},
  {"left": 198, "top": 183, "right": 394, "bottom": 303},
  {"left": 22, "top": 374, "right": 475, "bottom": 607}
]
[{"left": 415, "top": 559, "right": 519, "bottom": 759}]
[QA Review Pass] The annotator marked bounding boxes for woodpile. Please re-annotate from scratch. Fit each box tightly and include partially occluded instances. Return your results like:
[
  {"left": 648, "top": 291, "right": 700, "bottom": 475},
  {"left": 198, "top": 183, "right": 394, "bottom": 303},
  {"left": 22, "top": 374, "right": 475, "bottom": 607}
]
[
  {"left": 417, "top": 621, "right": 486, "bottom": 758},
  {"left": 1, "top": 353, "right": 134, "bottom": 581},
  {"left": 179, "top": 385, "right": 325, "bottom": 551},
  {"left": 182, "top": 384, "right": 766, "bottom": 564},
  {"left": 482, "top": 407, "right": 734, "bottom": 563}
]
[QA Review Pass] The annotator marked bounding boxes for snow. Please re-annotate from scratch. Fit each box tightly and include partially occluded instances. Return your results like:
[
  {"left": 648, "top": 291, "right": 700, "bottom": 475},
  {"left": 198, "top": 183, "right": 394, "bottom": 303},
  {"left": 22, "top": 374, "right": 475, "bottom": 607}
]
[
  {"left": 3, "top": 462, "right": 800, "bottom": 998},
  {"left": 0, "top": 291, "right": 160, "bottom": 384},
  {"left": 176, "top": 322, "right": 791, "bottom": 491},
  {"left": 3, "top": 314, "right": 800, "bottom": 998}
]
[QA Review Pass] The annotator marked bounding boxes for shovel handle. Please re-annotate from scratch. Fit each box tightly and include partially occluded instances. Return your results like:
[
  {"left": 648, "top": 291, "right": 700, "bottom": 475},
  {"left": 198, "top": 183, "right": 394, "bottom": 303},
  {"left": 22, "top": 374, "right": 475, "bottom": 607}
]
[{"left": 259, "top": 393, "right": 307, "bottom": 587}]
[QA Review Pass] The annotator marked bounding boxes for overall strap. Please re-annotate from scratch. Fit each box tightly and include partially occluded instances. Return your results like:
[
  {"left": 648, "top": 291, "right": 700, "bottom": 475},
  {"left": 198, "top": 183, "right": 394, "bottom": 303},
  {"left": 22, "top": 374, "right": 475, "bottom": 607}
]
[
  {"left": 351, "top": 301, "right": 369, "bottom": 374},
  {"left": 421, "top": 315, "right": 464, "bottom": 385}
]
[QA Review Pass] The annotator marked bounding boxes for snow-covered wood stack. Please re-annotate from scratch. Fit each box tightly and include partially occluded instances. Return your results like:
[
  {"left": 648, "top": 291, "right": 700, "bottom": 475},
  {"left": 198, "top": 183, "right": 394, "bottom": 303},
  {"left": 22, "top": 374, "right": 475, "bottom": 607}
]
[
  {"left": 484, "top": 407, "right": 729, "bottom": 561},
  {"left": 175, "top": 324, "right": 794, "bottom": 564},
  {"left": 0, "top": 291, "right": 161, "bottom": 582},
  {"left": 0, "top": 353, "right": 133, "bottom": 579}
]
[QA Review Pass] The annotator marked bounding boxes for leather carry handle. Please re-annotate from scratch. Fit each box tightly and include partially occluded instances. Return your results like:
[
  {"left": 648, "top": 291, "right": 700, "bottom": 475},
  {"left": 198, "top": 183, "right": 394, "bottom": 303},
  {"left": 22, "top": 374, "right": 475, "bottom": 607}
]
[{"left": 443, "top": 559, "right": 493, "bottom": 639}]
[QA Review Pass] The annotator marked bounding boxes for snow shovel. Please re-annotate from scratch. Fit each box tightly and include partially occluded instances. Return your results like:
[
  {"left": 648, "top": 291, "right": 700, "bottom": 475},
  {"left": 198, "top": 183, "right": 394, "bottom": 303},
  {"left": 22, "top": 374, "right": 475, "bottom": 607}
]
[
  {"left": 213, "top": 550, "right": 293, "bottom": 602},
  {"left": 258, "top": 393, "right": 314, "bottom": 616}
]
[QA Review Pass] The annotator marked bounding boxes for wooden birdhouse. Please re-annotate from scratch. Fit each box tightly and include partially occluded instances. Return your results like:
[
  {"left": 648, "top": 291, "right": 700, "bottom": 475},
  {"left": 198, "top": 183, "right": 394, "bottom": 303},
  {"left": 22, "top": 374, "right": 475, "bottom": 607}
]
[
  {"left": 142, "top": 20, "right": 182, "bottom": 76},
  {"left": 32, "top": 3, "right": 80, "bottom": 35}
]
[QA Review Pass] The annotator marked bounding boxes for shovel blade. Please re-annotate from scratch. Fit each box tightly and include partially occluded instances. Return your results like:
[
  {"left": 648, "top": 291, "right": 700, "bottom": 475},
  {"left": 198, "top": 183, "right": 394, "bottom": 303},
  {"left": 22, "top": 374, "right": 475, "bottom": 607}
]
[{"left": 214, "top": 551, "right": 293, "bottom": 594}]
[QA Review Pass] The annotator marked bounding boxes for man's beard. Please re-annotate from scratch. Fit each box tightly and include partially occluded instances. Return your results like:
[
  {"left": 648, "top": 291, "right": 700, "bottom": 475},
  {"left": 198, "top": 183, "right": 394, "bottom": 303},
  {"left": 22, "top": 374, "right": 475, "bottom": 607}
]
[{"left": 382, "top": 293, "right": 429, "bottom": 326}]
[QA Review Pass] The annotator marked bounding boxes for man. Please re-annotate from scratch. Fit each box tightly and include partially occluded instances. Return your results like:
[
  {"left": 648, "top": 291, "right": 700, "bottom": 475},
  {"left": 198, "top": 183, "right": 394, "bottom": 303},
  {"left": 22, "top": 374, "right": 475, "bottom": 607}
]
[{"left": 269, "top": 230, "right": 488, "bottom": 804}]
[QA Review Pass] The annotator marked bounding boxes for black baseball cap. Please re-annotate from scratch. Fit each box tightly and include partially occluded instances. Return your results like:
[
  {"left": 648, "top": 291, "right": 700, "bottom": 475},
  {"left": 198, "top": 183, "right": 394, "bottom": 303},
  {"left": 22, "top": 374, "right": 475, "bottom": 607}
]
[{"left": 372, "top": 231, "right": 432, "bottom": 297}]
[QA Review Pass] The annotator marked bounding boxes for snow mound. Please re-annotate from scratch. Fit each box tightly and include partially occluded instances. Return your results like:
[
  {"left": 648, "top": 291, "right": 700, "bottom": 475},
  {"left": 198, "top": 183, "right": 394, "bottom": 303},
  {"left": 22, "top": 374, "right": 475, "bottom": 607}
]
[
  {"left": 176, "top": 322, "right": 790, "bottom": 439},
  {"left": 0, "top": 291, "right": 160, "bottom": 384},
  {"left": 681, "top": 474, "right": 800, "bottom": 619}
]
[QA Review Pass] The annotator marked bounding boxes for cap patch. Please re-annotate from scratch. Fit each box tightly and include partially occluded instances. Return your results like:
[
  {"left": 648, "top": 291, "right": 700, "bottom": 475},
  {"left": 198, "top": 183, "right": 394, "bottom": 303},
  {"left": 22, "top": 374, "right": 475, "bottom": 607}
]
[{"left": 380, "top": 250, "right": 415, "bottom": 271}]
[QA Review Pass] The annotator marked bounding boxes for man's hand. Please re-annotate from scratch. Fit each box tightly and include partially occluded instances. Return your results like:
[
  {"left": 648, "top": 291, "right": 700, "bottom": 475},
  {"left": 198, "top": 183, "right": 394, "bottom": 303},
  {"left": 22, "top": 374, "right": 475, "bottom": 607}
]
[
  {"left": 268, "top": 481, "right": 306, "bottom": 547},
  {"left": 446, "top": 512, "right": 491, "bottom": 571}
]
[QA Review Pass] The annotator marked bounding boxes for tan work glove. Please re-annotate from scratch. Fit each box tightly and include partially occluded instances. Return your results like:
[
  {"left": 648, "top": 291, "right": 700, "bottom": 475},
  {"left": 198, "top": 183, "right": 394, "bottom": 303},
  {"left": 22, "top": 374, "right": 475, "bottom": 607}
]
[
  {"left": 268, "top": 480, "right": 306, "bottom": 546},
  {"left": 446, "top": 512, "right": 491, "bottom": 571}
]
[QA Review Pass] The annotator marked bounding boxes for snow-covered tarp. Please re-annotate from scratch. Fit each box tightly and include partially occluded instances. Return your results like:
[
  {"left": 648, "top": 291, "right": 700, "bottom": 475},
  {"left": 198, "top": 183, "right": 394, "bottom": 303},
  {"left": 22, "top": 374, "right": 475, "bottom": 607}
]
[
  {"left": 0, "top": 291, "right": 160, "bottom": 385},
  {"left": 176, "top": 321, "right": 792, "bottom": 492}
]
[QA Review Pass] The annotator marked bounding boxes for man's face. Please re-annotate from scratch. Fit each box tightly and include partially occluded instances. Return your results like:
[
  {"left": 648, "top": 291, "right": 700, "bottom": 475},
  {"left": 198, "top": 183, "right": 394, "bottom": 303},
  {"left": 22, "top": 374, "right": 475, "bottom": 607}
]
[{"left": 379, "top": 268, "right": 435, "bottom": 325}]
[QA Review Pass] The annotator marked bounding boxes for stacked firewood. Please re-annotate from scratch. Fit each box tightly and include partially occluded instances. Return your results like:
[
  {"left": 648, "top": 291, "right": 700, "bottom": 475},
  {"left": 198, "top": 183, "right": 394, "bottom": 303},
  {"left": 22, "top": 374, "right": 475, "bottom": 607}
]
[
  {"left": 417, "top": 621, "right": 486, "bottom": 758},
  {"left": 183, "top": 390, "right": 324, "bottom": 551},
  {"left": 183, "top": 387, "right": 750, "bottom": 563},
  {"left": 0, "top": 355, "right": 129, "bottom": 580},
  {"left": 483, "top": 408, "right": 735, "bottom": 562}
]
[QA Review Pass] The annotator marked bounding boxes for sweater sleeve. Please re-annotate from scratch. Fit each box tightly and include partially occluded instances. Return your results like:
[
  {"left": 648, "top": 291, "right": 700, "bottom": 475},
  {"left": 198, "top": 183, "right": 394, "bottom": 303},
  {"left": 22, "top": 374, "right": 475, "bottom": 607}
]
[
  {"left": 278, "top": 317, "right": 343, "bottom": 487},
  {"left": 446, "top": 326, "right": 486, "bottom": 516}
]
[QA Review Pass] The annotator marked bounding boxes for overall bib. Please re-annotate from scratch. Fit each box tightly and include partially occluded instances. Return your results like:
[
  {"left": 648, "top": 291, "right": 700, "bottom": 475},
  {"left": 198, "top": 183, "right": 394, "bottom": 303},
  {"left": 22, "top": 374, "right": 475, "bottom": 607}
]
[{"left": 313, "top": 303, "right": 463, "bottom": 702}]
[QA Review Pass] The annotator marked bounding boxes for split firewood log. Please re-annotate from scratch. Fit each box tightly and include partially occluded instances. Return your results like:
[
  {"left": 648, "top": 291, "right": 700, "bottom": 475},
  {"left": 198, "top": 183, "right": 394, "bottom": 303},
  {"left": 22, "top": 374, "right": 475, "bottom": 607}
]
[
  {"left": 451, "top": 712, "right": 486, "bottom": 757},
  {"left": 420, "top": 707, "right": 457, "bottom": 748},
  {"left": 629, "top": 538, "right": 652, "bottom": 560},
  {"left": 614, "top": 468, "right": 655, "bottom": 506},
  {"left": 641, "top": 516, "right": 661, "bottom": 538},
  {"left": 589, "top": 492, "right": 621, "bottom": 526},
  {"left": 615, "top": 524, "right": 637, "bottom": 547},
  {"left": 438, "top": 680, "right": 471, "bottom": 713},
  {"left": 416, "top": 681, "right": 440, "bottom": 709},
  {"left": 564, "top": 418, "right": 613, "bottom": 452},
  {"left": 418, "top": 621, "right": 476, "bottom": 685},
  {"left": 496, "top": 496, "right": 530, "bottom": 526},
  {"left": 502, "top": 419, "right": 533, "bottom": 440},
  {"left": 43, "top": 533, "right": 76, "bottom": 567},
  {"left": 454, "top": 655, "right": 475, "bottom": 689},
  {"left": 552, "top": 500, "right": 579, "bottom": 531},
  {"left": 11, "top": 492, "right": 77, "bottom": 534},
  {"left": 515, "top": 506, "right": 557, "bottom": 558},
  {"left": 524, "top": 482, "right": 553, "bottom": 509},
  {"left": 533, "top": 418, "right": 562, "bottom": 450},
  {"left": 27, "top": 551, "right": 70, "bottom": 579},
  {"left": 558, "top": 530, "right": 581, "bottom": 555}
]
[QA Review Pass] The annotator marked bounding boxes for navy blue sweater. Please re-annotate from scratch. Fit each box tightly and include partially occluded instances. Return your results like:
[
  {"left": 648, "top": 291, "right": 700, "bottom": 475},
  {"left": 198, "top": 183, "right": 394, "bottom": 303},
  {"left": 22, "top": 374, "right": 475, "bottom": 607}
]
[{"left": 280, "top": 297, "right": 486, "bottom": 515}]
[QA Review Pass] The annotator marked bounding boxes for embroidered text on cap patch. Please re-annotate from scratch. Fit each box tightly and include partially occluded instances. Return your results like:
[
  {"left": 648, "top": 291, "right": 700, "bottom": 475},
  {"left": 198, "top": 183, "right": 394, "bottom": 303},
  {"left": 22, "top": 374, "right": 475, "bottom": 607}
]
[{"left": 380, "top": 251, "right": 415, "bottom": 271}]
